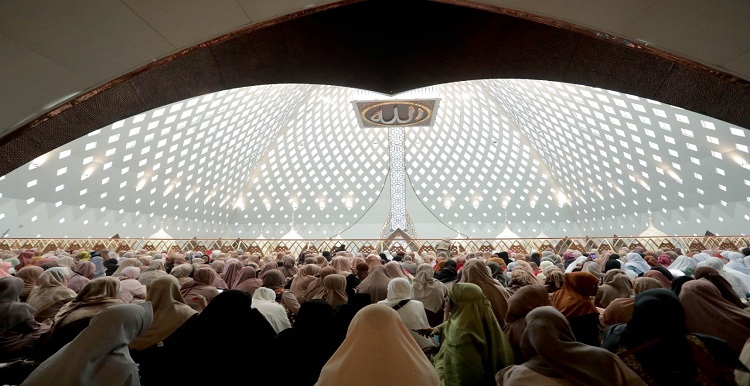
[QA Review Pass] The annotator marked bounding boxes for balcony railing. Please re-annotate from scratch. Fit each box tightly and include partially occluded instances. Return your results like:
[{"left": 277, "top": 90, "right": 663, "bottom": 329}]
[{"left": 2, "top": 235, "right": 748, "bottom": 256}]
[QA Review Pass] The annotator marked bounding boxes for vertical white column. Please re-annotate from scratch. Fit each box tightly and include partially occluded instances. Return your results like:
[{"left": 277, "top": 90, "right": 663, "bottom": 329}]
[{"left": 389, "top": 127, "right": 406, "bottom": 231}]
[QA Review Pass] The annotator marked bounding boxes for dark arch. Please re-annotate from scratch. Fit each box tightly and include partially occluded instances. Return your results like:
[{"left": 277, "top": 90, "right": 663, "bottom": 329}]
[{"left": 1, "top": 0, "right": 748, "bottom": 175}]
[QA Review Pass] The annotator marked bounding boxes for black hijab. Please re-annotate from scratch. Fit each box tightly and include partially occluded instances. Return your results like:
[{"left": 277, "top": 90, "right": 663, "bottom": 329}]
[
  {"left": 103, "top": 258, "right": 119, "bottom": 276},
  {"left": 191, "top": 290, "right": 276, "bottom": 384},
  {"left": 434, "top": 260, "right": 458, "bottom": 283},
  {"left": 272, "top": 300, "right": 339, "bottom": 386},
  {"left": 603, "top": 289, "right": 695, "bottom": 385}
]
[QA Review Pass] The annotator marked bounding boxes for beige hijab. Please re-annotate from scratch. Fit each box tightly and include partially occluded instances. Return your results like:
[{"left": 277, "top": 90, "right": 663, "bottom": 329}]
[
  {"left": 384, "top": 261, "right": 410, "bottom": 281},
  {"left": 290, "top": 264, "right": 321, "bottom": 302},
  {"left": 330, "top": 257, "right": 353, "bottom": 277},
  {"left": 355, "top": 265, "right": 391, "bottom": 303},
  {"left": 112, "top": 258, "right": 141, "bottom": 277},
  {"left": 129, "top": 275, "right": 196, "bottom": 350},
  {"left": 52, "top": 276, "right": 123, "bottom": 329},
  {"left": 595, "top": 269, "right": 632, "bottom": 308},
  {"left": 460, "top": 259, "right": 510, "bottom": 328},
  {"left": 412, "top": 263, "right": 448, "bottom": 313},
  {"left": 26, "top": 267, "right": 77, "bottom": 317},
  {"left": 312, "top": 274, "right": 348, "bottom": 307},
  {"left": 304, "top": 266, "right": 337, "bottom": 301},
  {"left": 315, "top": 304, "right": 440, "bottom": 386}
]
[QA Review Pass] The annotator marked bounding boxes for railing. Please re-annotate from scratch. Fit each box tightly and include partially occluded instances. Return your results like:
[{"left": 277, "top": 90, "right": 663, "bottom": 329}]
[{"left": 2, "top": 236, "right": 748, "bottom": 256}]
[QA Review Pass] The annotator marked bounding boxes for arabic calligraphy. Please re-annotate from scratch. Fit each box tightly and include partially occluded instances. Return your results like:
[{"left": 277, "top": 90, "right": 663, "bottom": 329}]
[
  {"left": 353, "top": 100, "right": 438, "bottom": 128},
  {"left": 368, "top": 105, "right": 426, "bottom": 125}
]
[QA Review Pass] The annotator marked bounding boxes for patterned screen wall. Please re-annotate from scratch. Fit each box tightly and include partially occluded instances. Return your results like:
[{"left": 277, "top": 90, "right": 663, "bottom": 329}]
[{"left": 0, "top": 80, "right": 748, "bottom": 238}]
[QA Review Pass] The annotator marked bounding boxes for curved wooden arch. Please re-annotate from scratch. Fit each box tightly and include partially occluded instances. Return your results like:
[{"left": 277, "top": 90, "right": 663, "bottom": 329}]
[{"left": 1, "top": 0, "right": 748, "bottom": 176}]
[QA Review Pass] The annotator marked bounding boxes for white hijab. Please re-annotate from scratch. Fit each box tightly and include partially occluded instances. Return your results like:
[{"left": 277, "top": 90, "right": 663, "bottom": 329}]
[
  {"left": 624, "top": 253, "right": 650, "bottom": 275},
  {"left": 565, "top": 256, "right": 589, "bottom": 273},
  {"left": 251, "top": 287, "right": 291, "bottom": 333},
  {"left": 378, "top": 278, "right": 436, "bottom": 350},
  {"left": 725, "top": 252, "right": 750, "bottom": 275},
  {"left": 668, "top": 255, "right": 695, "bottom": 273}
]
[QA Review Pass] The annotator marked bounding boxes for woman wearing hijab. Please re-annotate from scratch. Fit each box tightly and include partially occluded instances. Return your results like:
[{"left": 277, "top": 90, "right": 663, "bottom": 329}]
[
  {"left": 26, "top": 267, "right": 77, "bottom": 323},
  {"left": 220, "top": 258, "right": 243, "bottom": 288},
  {"left": 356, "top": 265, "right": 391, "bottom": 304},
  {"left": 311, "top": 274, "right": 349, "bottom": 308},
  {"left": 330, "top": 257, "right": 360, "bottom": 298},
  {"left": 315, "top": 303, "right": 440, "bottom": 386},
  {"left": 290, "top": 264, "right": 321, "bottom": 302},
  {"left": 412, "top": 263, "right": 448, "bottom": 327},
  {"left": 582, "top": 260, "right": 604, "bottom": 280},
  {"left": 434, "top": 259, "right": 458, "bottom": 287},
  {"left": 187, "top": 290, "right": 276, "bottom": 385},
  {"left": 15, "top": 250, "right": 35, "bottom": 271},
  {"left": 128, "top": 275, "right": 198, "bottom": 385},
  {"left": 252, "top": 287, "right": 292, "bottom": 333},
  {"left": 15, "top": 265, "right": 43, "bottom": 302},
  {"left": 726, "top": 252, "right": 750, "bottom": 275},
  {"left": 503, "top": 284, "right": 551, "bottom": 364},
  {"left": 111, "top": 258, "right": 141, "bottom": 277},
  {"left": 305, "top": 266, "right": 336, "bottom": 300},
  {"left": 498, "top": 306, "right": 646, "bottom": 386},
  {"left": 693, "top": 266, "right": 746, "bottom": 309},
  {"left": 377, "top": 277, "right": 436, "bottom": 351},
  {"left": 384, "top": 260, "right": 411, "bottom": 282},
  {"left": 355, "top": 262, "right": 370, "bottom": 281},
  {"left": 669, "top": 255, "right": 696, "bottom": 276},
  {"left": 38, "top": 276, "right": 123, "bottom": 360},
  {"left": 428, "top": 282, "right": 514, "bottom": 386},
  {"left": 600, "top": 277, "right": 663, "bottom": 328},
  {"left": 601, "top": 288, "right": 737, "bottom": 386},
  {"left": 507, "top": 269, "right": 536, "bottom": 297},
  {"left": 233, "top": 266, "right": 263, "bottom": 297},
  {"left": 544, "top": 268, "right": 565, "bottom": 293},
  {"left": 263, "top": 269, "right": 301, "bottom": 315},
  {"left": 271, "top": 301, "right": 341, "bottom": 386},
  {"left": 460, "top": 259, "right": 511, "bottom": 329},
  {"left": 89, "top": 255, "right": 106, "bottom": 279},
  {"left": 0, "top": 277, "right": 49, "bottom": 362},
  {"left": 117, "top": 266, "right": 147, "bottom": 304},
  {"left": 624, "top": 253, "right": 651, "bottom": 276},
  {"left": 169, "top": 263, "right": 193, "bottom": 287},
  {"left": 67, "top": 261, "right": 96, "bottom": 293},
  {"left": 680, "top": 279, "right": 750, "bottom": 356},
  {"left": 103, "top": 258, "right": 119, "bottom": 276},
  {"left": 22, "top": 303, "right": 153, "bottom": 386},
  {"left": 705, "top": 256, "right": 750, "bottom": 301},
  {"left": 643, "top": 268, "right": 672, "bottom": 289},
  {"left": 279, "top": 256, "right": 299, "bottom": 279},
  {"left": 137, "top": 259, "right": 168, "bottom": 288},
  {"left": 180, "top": 266, "right": 220, "bottom": 311},
  {"left": 551, "top": 271, "right": 601, "bottom": 346},
  {"left": 596, "top": 269, "right": 632, "bottom": 308}
]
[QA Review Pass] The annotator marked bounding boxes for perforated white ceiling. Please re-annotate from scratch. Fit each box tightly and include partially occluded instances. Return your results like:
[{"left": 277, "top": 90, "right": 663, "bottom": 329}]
[{"left": 0, "top": 79, "right": 748, "bottom": 239}]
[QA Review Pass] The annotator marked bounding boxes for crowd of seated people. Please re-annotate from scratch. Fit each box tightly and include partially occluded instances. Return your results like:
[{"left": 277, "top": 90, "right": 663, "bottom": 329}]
[{"left": 1, "top": 243, "right": 750, "bottom": 385}]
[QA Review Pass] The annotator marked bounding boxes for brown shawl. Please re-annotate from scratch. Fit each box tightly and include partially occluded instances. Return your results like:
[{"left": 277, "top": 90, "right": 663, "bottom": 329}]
[
  {"left": 460, "top": 259, "right": 510, "bottom": 327},
  {"left": 290, "top": 264, "right": 320, "bottom": 302},
  {"left": 550, "top": 272, "right": 599, "bottom": 318},
  {"left": 356, "top": 265, "right": 391, "bottom": 303},
  {"left": 312, "top": 274, "right": 348, "bottom": 307},
  {"left": 679, "top": 278, "right": 750, "bottom": 355},
  {"left": 595, "top": 269, "right": 632, "bottom": 308},
  {"left": 503, "top": 285, "right": 551, "bottom": 362}
]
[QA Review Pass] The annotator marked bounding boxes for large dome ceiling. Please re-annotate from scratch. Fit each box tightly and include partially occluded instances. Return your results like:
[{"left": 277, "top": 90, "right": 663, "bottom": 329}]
[{"left": 1, "top": 79, "right": 748, "bottom": 239}]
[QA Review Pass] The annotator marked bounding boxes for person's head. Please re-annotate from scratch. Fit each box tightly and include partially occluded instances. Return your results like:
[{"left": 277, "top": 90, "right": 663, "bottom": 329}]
[{"left": 385, "top": 277, "right": 412, "bottom": 301}]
